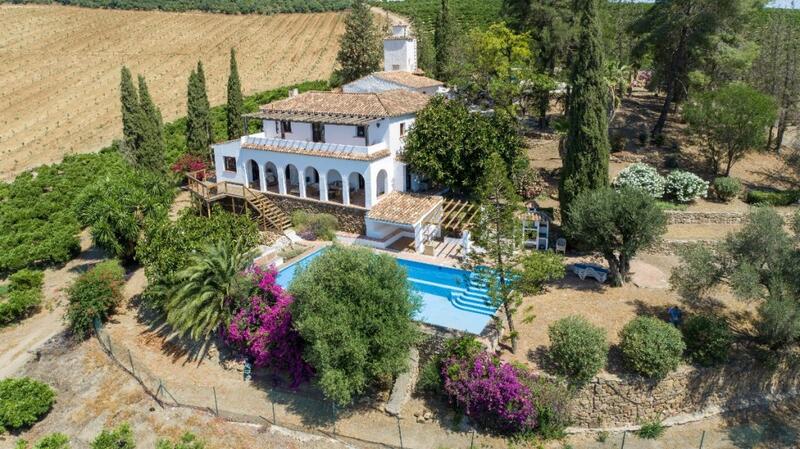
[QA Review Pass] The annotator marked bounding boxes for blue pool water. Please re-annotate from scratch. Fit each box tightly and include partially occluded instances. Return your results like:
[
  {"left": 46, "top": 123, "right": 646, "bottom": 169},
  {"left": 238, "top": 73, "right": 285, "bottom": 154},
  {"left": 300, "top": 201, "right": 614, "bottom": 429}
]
[{"left": 275, "top": 248, "right": 497, "bottom": 334}]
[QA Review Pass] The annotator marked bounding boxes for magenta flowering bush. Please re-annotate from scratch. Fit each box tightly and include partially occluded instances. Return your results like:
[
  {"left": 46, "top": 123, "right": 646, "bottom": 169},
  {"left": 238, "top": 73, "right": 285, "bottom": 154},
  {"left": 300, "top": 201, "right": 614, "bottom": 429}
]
[
  {"left": 224, "top": 266, "right": 312, "bottom": 387},
  {"left": 442, "top": 351, "right": 538, "bottom": 433}
]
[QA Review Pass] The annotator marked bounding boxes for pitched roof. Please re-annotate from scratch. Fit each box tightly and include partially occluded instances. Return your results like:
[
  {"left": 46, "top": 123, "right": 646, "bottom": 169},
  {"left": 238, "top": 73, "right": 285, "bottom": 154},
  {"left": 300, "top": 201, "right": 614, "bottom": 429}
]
[
  {"left": 250, "top": 90, "right": 431, "bottom": 124},
  {"left": 373, "top": 71, "right": 444, "bottom": 89},
  {"left": 367, "top": 192, "right": 443, "bottom": 226}
]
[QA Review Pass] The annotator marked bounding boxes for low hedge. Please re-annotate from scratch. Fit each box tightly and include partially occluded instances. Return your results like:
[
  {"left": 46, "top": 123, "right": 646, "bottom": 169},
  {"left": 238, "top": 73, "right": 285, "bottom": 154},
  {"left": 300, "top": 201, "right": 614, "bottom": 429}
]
[
  {"left": 547, "top": 316, "right": 608, "bottom": 385},
  {"left": 682, "top": 315, "right": 732, "bottom": 367},
  {"left": 745, "top": 189, "right": 800, "bottom": 206},
  {"left": 0, "top": 378, "right": 56, "bottom": 433},
  {"left": 65, "top": 261, "right": 125, "bottom": 339},
  {"left": 620, "top": 317, "right": 685, "bottom": 379}
]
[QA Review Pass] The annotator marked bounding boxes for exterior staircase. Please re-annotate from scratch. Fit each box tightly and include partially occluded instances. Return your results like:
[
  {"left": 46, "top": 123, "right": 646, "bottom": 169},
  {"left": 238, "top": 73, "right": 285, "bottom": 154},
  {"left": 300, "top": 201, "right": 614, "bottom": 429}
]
[{"left": 244, "top": 188, "right": 291, "bottom": 231}]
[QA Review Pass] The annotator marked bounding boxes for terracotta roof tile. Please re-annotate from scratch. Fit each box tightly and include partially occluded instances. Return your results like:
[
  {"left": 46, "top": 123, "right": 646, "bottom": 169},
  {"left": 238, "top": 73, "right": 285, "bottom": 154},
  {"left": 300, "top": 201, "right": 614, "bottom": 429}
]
[
  {"left": 367, "top": 191, "right": 443, "bottom": 226},
  {"left": 373, "top": 71, "right": 444, "bottom": 89},
  {"left": 256, "top": 90, "right": 430, "bottom": 122}
]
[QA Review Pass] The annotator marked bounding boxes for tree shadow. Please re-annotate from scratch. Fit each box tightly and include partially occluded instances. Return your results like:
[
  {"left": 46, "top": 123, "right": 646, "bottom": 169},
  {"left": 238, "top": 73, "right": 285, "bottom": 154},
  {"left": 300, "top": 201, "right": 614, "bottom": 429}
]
[
  {"left": 627, "top": 298, "right": 673, "bottom": 320},
  {"left": 128, "top": 294, "right": 209, "bottom": 365}
]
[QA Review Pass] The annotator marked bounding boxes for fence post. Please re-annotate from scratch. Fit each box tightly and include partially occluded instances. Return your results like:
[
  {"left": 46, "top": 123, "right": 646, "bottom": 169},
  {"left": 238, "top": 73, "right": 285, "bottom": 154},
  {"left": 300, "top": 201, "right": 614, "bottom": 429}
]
[
  {"left": 396, "top": 416, "right": 403, "bottom": 449},
  {"left": 699, "top": 430, "right": 706, "bottom": 449},
  {"left": 621, "top": 430, "right": 627, "bottom": 449},
  {"left": 470, "top": 428, "right": 475, "bottom": 448},
  {"left": 332, "top": 403, "right": 337, "bottom": 436},
  {"left": 272, "top": 401, "right": 276, "bottom": 425},
  {"left": 128, "top": 349, "right": 135, "bottom": 377},
  {"left": 213, "top": 386, "right": 219, "bottom": 416}
]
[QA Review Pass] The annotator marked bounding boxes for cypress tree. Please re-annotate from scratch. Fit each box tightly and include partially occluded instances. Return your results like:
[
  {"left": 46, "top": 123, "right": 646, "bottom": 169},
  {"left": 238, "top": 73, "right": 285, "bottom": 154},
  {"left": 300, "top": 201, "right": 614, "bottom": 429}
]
[
  {"left": 558, "top": 0, "right": 609, "bottom": 231},
  {"left": 119, "top": 66, "right": 141, "bottom": 159},
  {"left": 226, "top": 48, "right": 245, "bottom": 140},
  {"left": 137, "top": 75, "right": 165, "bottom": 172},
  {"left": 335, "top": 0, "right": 381, "bottom": 84},
  {"left": 433, "top": 0, "right": 455, "bottom": 81},
  {"left": 196, "top": 61, "right": 212, "bottom": 145},
  {"left": 186, "top": 63, "right": 212, "bottom": 156}
]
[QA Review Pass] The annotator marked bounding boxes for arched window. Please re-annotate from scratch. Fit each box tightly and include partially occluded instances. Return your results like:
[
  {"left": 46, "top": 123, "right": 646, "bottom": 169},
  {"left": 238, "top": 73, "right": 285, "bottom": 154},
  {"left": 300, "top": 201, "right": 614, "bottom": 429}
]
[{"left": 326, "top": 169, "right": 343, "bottom": 204}]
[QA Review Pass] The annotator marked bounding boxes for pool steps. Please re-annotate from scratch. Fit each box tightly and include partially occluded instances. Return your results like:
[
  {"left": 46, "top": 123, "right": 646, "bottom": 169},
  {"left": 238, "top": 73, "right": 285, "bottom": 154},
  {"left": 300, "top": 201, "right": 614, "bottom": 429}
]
[{"left": 408, "top": 274, "right": 495, "bottom": 316}]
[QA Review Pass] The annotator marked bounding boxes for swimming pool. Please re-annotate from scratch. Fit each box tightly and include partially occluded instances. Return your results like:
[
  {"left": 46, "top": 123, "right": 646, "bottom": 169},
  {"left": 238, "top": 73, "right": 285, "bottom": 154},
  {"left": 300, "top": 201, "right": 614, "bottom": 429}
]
[{"left": 275, "top": 248, "right": 497, "bottom": 334}]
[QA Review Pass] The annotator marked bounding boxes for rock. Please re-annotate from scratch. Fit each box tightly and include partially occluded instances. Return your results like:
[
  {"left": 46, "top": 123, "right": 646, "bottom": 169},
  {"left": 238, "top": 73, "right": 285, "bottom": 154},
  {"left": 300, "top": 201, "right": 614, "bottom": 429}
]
[{"left": 423, "top": 411, "right": 432, "bottom": 420}]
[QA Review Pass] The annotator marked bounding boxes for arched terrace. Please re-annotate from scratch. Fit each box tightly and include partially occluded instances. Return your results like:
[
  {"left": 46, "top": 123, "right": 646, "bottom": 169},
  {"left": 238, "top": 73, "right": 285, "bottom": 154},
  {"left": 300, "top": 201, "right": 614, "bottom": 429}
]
[
  {"left": 348, "top": 171, "right": 366, "bottom": 207},
  {"left": 326, "top": 169, "right": 343, "bottom": 204},
  {"left": 246, "top": 159, "right": 261, "bottom": 191},
  {"left": 285, "top": 164, "right": 300, "bottom": 197},
  {"left": 304, "top": 166, "right": 321, "bottom": 200},
  {"left": 264, "top": 162, "right": 279, "bottom": 193}
]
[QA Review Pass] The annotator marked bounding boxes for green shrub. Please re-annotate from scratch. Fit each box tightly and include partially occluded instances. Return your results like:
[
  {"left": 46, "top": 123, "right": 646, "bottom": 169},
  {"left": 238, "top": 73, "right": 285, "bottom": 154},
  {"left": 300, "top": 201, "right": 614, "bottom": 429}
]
[
  {"left": 712, "top": 177, "right": 741, "bottom": 202},
  {"left": 756, "top": 297, "right": 800, "bottom": 349},
  {"left": 65, "top": 261, "right": 126, "bottom": 339},
  {"left": 663, "top": 170, "right": 708, "bottom": 203},
  {"left": 619, "top": 317, "right": 685, "bottom": 379},
  {"left": 612, "top": 163, "right": 665, "bottom": 198},
  {"left": 415, "top": 359, "right": 443, "bottom": 395},
  {"left": 547, "top": 316, "right": 608, "bottom": 385},
  {"left": 291, "top": 211, "right": 339, "bottom": 241},
  {"left": 682, "top": 315, "right": 732, "bottom": 366},
  {"left": 15, "top": 433, "right": 70, "bottom": 449},
  {"left": 663, "top": 154, "right": 679, "bottom": 169},
  {"left": 9, "top": 269, "right": 44, "bottom": 292},
  {"left": 636, "top": 420, "right": 665, "bottom": 439},
  {"left": 0, "top": 378, "right": 56, "bottom": 433},
  {"left": 610, "top": 134, "right": 625, "bottom": 153},
  {"left": 442, "top": 335, "right": 484, "bottom": 361},
  {"left": 155, "top": 432, "right": 205, "bottom": 449},
  {"left": 91, "top": 423, "right": 135, "bottom": 449},
  {"left": 745, "top": 189, "right": 800, "bottom": 206},
  {"left": 527, "top": 376, "right": 571, "bottom": 439},
  {"left": 0, "top": 269, "right": 44, "bottom": 326}
]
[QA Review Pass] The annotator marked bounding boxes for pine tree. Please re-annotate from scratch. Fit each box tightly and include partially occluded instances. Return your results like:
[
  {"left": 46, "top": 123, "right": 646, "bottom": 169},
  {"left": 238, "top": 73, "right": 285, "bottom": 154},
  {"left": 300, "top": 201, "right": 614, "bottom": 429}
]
[
  {"left": 226, "top": 48, "right": 245, "bottom": 140},
  {"left": 119, "top": 66, "right": 141, "bottom": 159},
  {"left": 137, "top": 75, "right": 165, "bottom": 172},
  {"left": 433, "top": 0, "right": 455, "bottom": 81},
  {"left": 335, "top": 0, "right": 381, "bottom": 84},
  {"left": 186, "top": 63, "right": 212, "bottom": 156},
  {"left": 558, "top": 0, "right": 610, "bottom": 231}
]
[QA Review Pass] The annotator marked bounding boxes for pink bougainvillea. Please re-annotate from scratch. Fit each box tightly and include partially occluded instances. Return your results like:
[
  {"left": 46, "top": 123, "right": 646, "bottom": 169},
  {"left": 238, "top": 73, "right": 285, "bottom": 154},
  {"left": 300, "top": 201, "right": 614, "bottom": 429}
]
[
  {"left": 225, "top": 266, "right": 312, "bottom": 387},
  {"left": 170, "top": 154, "right": 208, "bottom": 180}
]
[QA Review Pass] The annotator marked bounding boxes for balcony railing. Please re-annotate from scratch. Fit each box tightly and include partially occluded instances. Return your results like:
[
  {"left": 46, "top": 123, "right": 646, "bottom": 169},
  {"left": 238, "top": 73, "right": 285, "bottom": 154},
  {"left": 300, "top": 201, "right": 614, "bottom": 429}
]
[{"left": 241, "top": 133, "right": 381, "bottom": 157}]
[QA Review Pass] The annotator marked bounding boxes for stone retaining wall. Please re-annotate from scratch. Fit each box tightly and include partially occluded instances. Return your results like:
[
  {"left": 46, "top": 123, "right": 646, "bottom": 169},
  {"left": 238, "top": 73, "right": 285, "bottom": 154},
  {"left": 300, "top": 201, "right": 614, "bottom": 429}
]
[
  {"left": 664, "top": 210, "right": 795, "bottom": 225},
  {"left": 648, "top": 239, "right": 716, "bottom": 255},
  {"left": 265, "top": 193, "right": 367, "bottom": 234},
  {"left": 570, "top": 355, "right": 800, "bottom": 428}
]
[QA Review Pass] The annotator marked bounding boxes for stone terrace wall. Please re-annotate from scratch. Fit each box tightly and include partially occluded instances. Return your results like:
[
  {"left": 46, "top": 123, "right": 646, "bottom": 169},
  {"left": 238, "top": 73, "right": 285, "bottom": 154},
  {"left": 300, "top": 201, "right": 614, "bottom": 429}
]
[
  {"left": 665, "top": 210, "right": 796, "bottom": 225},
  {"left": 570, "top": 355, "right": 800, "bottom": 428},
  {"left": 265, "top": 193, "right": 367, "bottom": 234}
]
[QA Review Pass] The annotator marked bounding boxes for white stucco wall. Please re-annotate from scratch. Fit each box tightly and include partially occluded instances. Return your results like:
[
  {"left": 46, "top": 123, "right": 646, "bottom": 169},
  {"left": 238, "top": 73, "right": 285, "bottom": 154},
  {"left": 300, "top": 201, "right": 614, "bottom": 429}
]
[{"left": 383, "top": 38, "right": 417, "bottom": 72}]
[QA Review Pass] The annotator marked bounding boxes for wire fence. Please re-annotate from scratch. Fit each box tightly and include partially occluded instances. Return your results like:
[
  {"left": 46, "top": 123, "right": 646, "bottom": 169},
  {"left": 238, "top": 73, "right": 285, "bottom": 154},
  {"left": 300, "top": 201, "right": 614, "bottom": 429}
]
[{"left": 93, "top": 320, "right": 489, "bottom": 449}]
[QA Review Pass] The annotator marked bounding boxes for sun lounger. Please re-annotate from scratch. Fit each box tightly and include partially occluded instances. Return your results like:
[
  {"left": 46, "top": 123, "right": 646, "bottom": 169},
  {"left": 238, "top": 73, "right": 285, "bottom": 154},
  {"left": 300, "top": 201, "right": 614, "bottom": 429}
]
[{"left": 571, "top": 263, "right": 609, "bottom": 283}]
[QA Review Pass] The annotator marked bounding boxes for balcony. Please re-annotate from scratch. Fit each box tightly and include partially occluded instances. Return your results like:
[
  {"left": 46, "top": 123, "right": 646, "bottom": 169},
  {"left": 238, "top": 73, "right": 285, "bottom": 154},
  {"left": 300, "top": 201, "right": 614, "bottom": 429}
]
[{"left": 240, "top": 133, "right": 388, "bottom": 161}]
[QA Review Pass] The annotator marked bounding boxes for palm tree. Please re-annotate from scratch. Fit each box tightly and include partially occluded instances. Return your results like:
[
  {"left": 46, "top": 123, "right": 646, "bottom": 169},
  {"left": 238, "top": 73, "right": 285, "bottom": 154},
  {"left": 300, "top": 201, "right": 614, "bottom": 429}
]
[{"left": 165, "top": 240, "right": 256, "bottom": 340}]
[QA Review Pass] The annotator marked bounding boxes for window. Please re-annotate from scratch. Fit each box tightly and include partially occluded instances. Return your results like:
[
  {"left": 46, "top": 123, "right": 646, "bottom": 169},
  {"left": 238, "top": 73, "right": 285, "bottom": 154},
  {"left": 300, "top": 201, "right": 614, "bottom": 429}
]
[
  {"left": 281, "top": 120, "right": 292, "bottom": 133},
  {"left": 312, "top": 123, "right": 325, "bottom": 143},
  {"left": 356, "top": 125, "right": 366, "bottom": 137},
  {"left": 223, "top": 156, "right": 237, "bottom": 172},
  {"left": 399, "top": 122, "right": 406, "bottom": 137},
  {"left": 392, "top": 64, "right": 400, "bottom": 71}
]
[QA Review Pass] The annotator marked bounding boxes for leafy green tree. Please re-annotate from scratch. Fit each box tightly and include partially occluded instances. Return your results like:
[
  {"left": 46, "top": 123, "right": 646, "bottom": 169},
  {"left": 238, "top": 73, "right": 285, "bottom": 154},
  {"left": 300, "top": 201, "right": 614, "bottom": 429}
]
[
  {"left": 402, "top": 96, "right": 524, "bottom": 195},
  {"left": 566, "top": 187, "right": 667, "bottom": 286},
  {"left": 186, "top": 62, "right": 212, "bottom": 156},
  {"left": 630, "top": 0, "right": 764, "bottom": 136},
  {"left": 136, "top": 75, "right": 165, "bottom": 171},
  {"left": 683, "top": 83, "right": 777, "bottom": 176},
  {"left": 415, "top": 27, "right": 436, "bottom": 75},
  {"left": 558, "top": 0, "right": 610, "bottom": 230},
  {"left": 434, "top": 0, "right": 457, "bottom": 81},
  {"left": 91, "top": 423, "right": 135, "bottom": 449},
  {"left": 671, "top": 207, "right": 800, "bottom": 349},
  {"left": 120, "top": 66, "right": 141, "bottom": 158},
  {"left": 335, "top": 0, "right": 381, "bottom": 84},
  {"left": 74, "top": 169, "right": 173, "bottom": 260},
  {"left": 65, "top": 260, "right": 126, "bottom": 339},
  {"left": 289, "top": 245, "right": 420, "bottom": 405},
  {"left": 466, "top": 153, "right": 564, "bottom": 353},
  {"left": 226, "top": 48, "right": 245, "bottom": 140},
  {"left": 620, "top": 316, "right": 685, "bottom": 379},
  {"left": 165, "top": 240, "right": 256, "bottom": 340}
]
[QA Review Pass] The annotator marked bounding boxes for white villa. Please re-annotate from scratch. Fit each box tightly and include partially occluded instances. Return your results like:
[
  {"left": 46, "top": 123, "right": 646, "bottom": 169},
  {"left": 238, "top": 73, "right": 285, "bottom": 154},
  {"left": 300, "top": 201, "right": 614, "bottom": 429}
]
[{"left": 205, "top": 24, "right": 453, "bottom": 253}]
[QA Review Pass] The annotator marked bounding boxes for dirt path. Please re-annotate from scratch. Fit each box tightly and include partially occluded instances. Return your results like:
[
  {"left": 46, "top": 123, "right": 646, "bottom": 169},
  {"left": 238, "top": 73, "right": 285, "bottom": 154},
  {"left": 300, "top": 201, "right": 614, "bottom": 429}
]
[{"left": 0, "top": 231, "right": 105, "bottom": 379}]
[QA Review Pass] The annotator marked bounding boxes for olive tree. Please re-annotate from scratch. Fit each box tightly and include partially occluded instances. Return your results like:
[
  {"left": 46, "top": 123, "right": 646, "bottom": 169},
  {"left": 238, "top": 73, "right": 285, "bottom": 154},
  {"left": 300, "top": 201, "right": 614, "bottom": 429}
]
[{"left": 565, "top": 187, "right": 667, "bottom": 286}]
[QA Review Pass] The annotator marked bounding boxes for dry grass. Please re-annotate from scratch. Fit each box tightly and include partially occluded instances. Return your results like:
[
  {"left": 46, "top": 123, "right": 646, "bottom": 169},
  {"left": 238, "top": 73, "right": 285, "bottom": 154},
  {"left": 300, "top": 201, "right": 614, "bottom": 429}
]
[{"left": 0, "top": 4, "right": 347, "bottom": 179}]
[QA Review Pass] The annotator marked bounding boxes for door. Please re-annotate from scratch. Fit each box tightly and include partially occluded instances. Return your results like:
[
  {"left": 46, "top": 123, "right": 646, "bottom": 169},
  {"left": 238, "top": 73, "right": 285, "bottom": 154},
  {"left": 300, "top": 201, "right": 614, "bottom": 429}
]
[{"left": 312, "top": 123, "right": 325, "bottom": 143}]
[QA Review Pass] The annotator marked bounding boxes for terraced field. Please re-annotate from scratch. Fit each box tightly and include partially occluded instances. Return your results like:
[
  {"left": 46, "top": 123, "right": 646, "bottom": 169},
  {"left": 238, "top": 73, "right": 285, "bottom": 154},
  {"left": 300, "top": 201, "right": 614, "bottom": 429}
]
[{"left": 0, "top": 4, "right": 346, "bottom": 179}]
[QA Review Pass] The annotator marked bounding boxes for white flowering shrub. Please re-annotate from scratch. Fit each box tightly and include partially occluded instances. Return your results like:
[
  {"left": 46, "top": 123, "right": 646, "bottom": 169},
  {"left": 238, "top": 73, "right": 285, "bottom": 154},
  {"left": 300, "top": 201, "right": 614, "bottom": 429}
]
[
  {"left": 613, "top": 163, "right": 666, "bottom": 198},
  {"left": 664, "top": 170, "right": 709, "bottom": 203}
]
